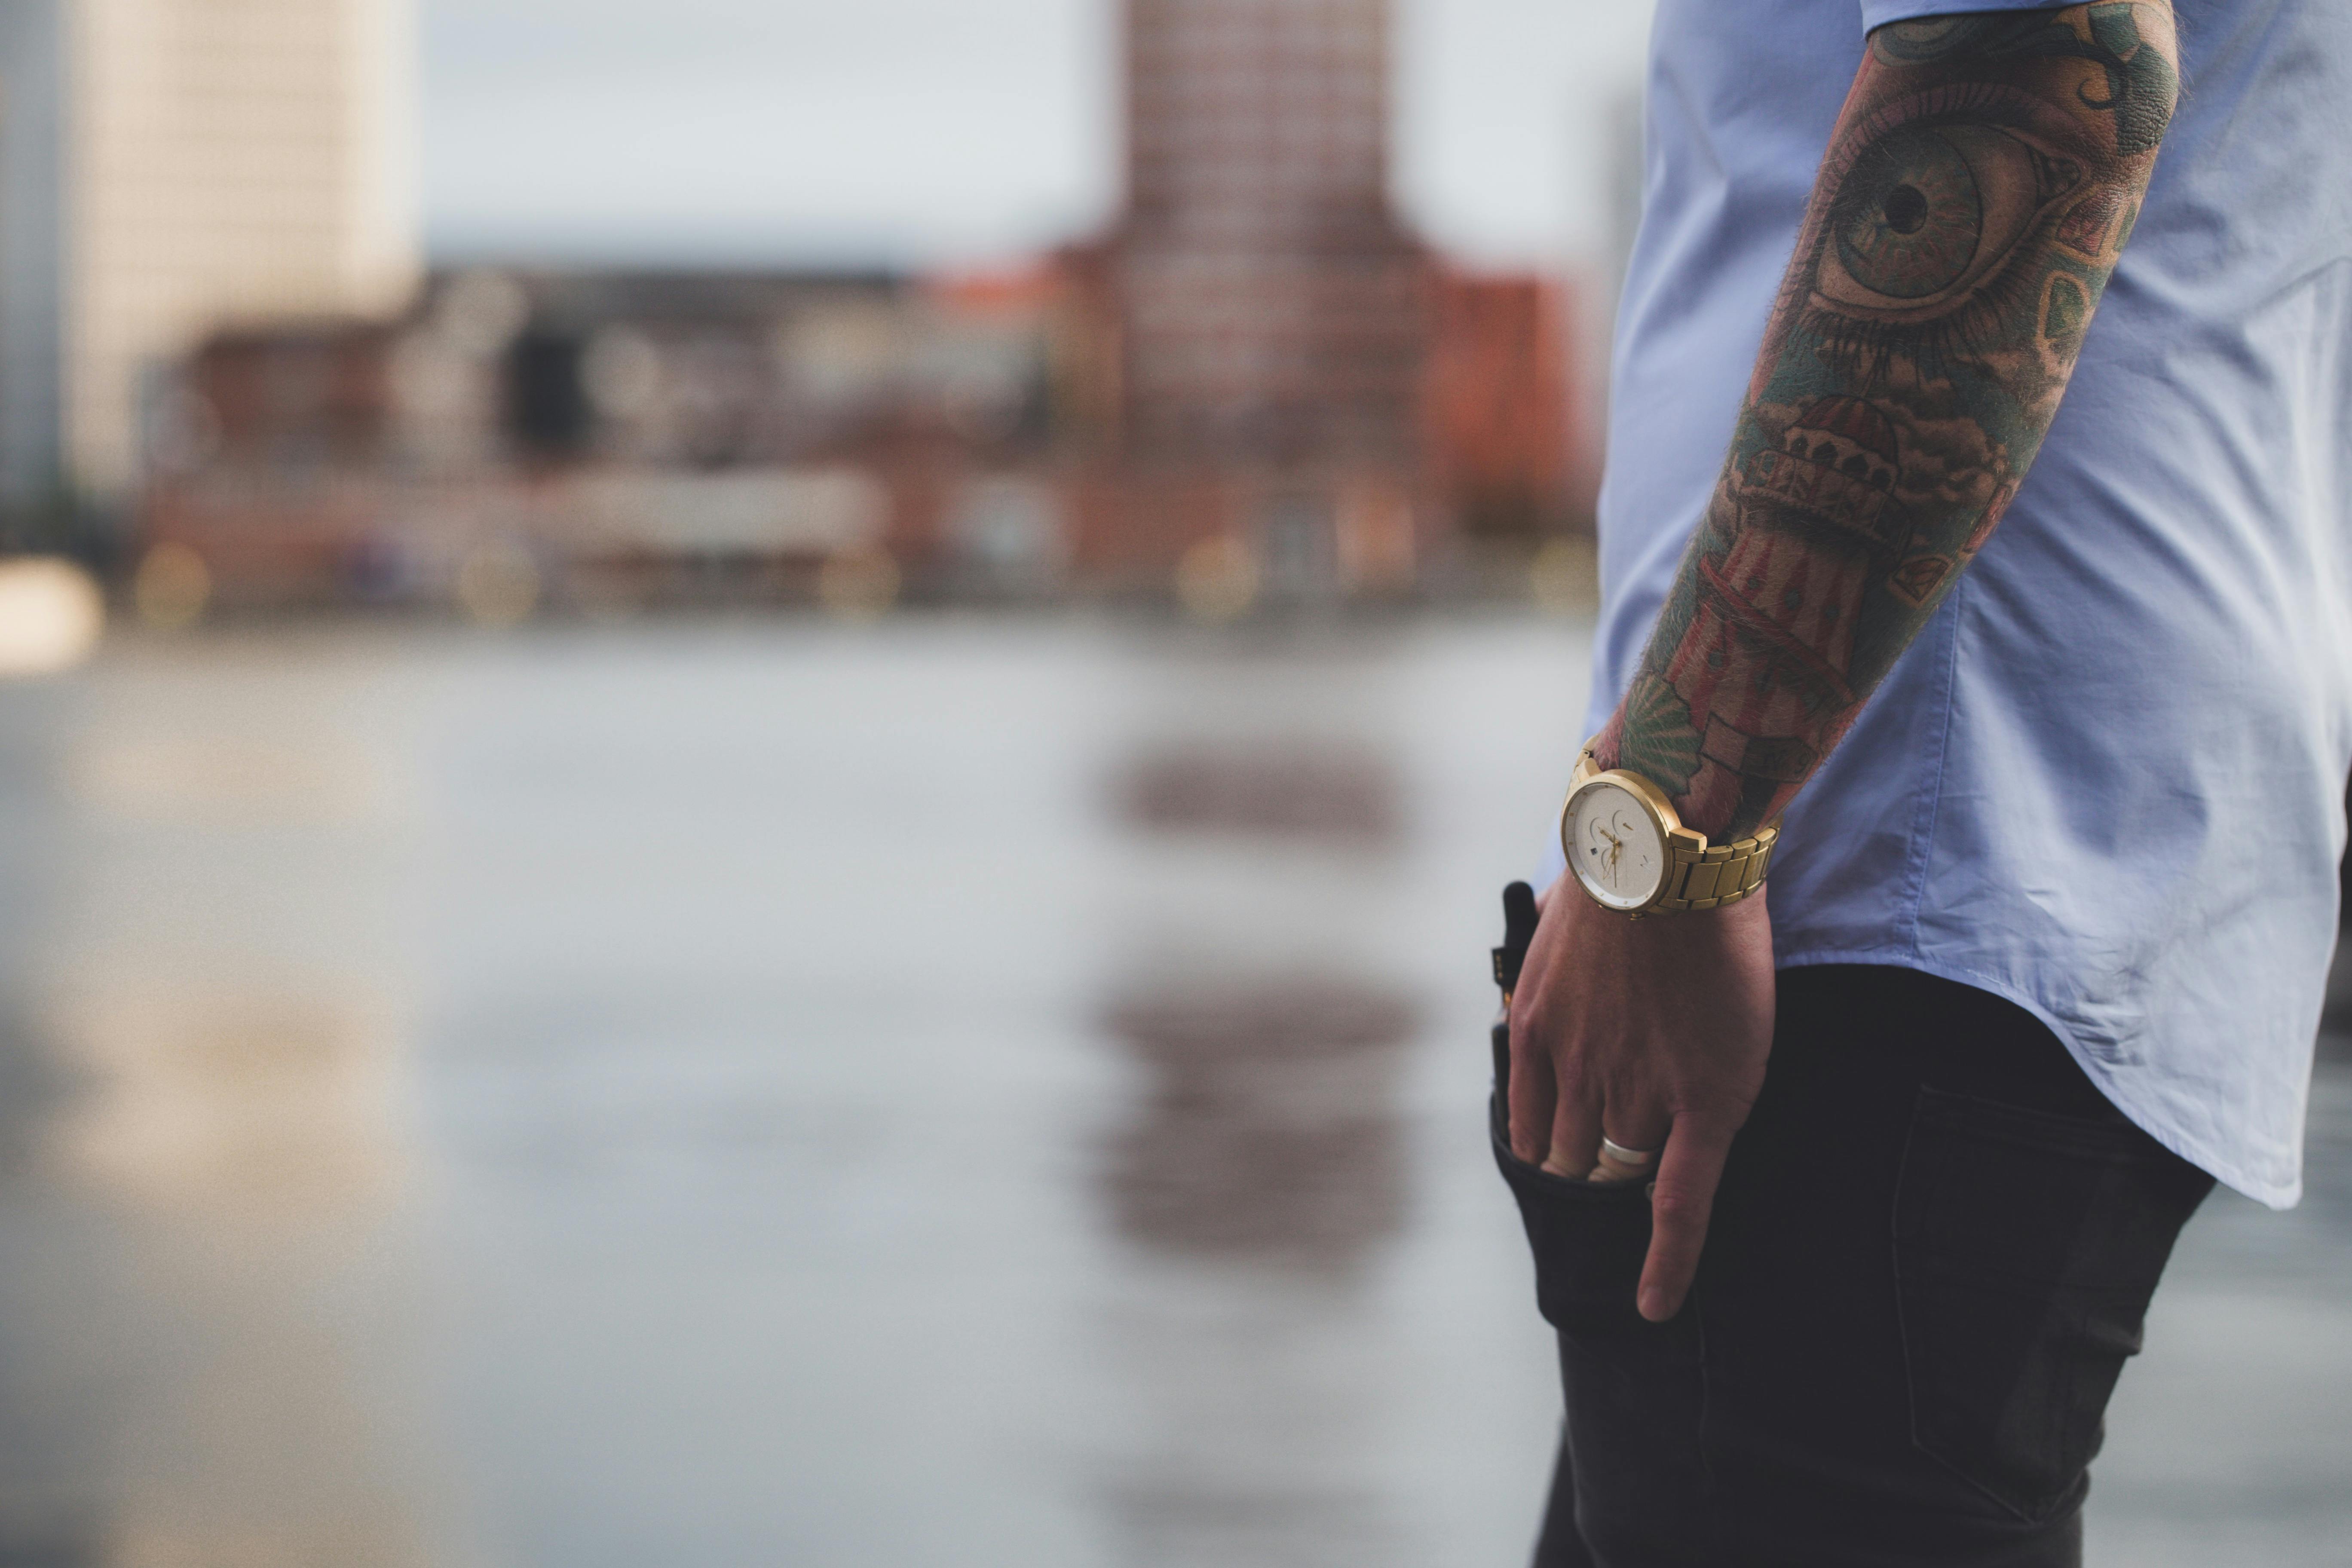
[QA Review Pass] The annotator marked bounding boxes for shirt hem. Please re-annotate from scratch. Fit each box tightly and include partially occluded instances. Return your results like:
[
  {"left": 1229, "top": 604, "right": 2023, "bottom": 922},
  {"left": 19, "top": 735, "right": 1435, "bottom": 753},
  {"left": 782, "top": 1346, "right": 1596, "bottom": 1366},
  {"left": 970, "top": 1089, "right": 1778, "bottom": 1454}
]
[{"left": 1774, "top": 946, "right": 2303, "bottom": 1210}]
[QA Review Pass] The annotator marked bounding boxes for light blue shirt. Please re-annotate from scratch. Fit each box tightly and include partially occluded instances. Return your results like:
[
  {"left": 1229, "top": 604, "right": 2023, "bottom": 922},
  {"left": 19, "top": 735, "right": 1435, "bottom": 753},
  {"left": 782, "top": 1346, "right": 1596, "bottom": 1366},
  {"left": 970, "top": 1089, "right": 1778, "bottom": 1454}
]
[{"left": 1556, "top": 0, "right": 2352, "bottom": 1206}]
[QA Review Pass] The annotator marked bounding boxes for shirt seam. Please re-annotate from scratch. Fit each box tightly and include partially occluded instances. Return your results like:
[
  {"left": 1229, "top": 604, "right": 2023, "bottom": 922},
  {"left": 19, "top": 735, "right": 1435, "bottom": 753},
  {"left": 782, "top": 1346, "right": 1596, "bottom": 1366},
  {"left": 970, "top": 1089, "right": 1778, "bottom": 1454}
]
[{"left": 1895, "top": 579, "right": 1964, "bottom": 957}]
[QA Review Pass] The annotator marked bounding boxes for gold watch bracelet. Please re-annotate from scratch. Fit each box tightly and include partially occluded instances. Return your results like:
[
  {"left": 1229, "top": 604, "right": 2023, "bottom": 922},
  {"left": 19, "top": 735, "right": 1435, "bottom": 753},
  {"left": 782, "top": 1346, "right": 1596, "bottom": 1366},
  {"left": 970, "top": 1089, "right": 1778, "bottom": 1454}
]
[{"left": 1565, "top": 745, "right": 1780, "bottom": 916}]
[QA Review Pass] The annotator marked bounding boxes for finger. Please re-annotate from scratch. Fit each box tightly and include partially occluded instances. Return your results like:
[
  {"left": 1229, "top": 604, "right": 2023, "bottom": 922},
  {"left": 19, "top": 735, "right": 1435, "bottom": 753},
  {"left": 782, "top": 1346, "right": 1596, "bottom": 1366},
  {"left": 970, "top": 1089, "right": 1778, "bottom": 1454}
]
[
  {"left": 1506, "top": 1004, "right": 1556, "bottom": 1164},
  {"left": 1588, "top": 1112, "right": 1669, "bottom": 1185},
  {"left": 1636, "top": 1115, "right": 1736, "bottom": 1322},
  {"left": 1542, "top": 1078, "right": 1601, "bottom": 1179},
  {"left": 1589, "top": 1149, "right": 1652, "bottom": 1184}
]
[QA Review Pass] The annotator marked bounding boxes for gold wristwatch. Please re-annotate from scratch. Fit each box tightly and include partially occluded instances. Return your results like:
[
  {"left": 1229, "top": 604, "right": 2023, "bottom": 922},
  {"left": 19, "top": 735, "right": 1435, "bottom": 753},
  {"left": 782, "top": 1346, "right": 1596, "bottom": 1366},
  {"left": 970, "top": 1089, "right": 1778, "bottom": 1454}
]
[{"left": 1559, "top": 743, "right": 1779, "bottom": 917}]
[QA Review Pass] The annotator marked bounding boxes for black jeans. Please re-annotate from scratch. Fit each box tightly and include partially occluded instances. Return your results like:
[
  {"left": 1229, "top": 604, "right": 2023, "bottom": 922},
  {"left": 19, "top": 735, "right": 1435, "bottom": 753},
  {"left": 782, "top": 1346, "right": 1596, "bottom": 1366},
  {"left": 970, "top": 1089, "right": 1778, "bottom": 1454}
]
[{"left": 1494, "top": 964, "right": 2213, "bottom": 1568}]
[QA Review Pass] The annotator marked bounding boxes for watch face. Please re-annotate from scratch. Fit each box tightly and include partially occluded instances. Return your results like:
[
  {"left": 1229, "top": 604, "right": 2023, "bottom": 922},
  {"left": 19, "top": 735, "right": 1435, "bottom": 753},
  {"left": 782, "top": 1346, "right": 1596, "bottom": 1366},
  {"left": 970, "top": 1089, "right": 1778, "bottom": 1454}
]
[{"left": 1565, "top": 781, "right": 1669, "bottom": 911}]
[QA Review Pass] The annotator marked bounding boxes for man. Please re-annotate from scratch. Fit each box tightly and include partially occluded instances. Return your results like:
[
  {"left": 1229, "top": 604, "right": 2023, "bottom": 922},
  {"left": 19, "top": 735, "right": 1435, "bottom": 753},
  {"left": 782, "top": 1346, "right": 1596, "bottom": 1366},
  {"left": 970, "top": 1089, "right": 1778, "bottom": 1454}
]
[{"left": 1497, "top": 2, "right": 2352, "bottom": 1562}]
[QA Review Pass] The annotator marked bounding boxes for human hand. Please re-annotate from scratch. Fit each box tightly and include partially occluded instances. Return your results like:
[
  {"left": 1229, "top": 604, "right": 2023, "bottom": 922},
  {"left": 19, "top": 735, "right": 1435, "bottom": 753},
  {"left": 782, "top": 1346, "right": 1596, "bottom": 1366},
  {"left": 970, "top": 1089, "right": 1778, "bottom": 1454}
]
[{"left": 1506, "top": 880, "right": 1775, "bottom": 1321}]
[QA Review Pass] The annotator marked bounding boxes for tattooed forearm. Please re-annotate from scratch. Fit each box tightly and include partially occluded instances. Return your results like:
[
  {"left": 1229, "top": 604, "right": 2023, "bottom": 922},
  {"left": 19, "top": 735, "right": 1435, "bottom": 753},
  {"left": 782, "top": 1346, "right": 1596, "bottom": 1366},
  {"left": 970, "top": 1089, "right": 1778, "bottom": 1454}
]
[{"left": 1593, "top": 1, "right": 2177, "bottom": 841}]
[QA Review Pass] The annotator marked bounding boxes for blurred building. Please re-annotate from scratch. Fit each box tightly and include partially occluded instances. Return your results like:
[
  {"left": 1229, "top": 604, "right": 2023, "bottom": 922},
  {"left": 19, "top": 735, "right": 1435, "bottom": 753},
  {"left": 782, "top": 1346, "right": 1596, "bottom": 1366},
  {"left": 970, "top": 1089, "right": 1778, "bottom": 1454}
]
[
  {"left": 1427, "top": 272, "right": 1578, "bottom": 544},
  {"left": 0, "top": 0, "right": 417, "bottom": 516},
  {"left": 129, "top": 0, "right": 1587, "bottom": 616},
  {"left": 141, "top": 267, "right": 1075, "bottom": 610},
  {"left": 1062, "top": 0, "right": 1433, "bottom": 598},
  {"left": 1117, "top": 0, "right": 1419, "bottom": 470}
]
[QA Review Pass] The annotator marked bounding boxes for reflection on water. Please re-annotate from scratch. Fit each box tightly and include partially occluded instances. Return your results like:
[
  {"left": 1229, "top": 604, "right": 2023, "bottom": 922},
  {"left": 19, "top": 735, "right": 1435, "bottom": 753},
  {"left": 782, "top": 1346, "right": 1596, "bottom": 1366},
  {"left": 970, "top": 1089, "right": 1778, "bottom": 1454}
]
[
  {"left": 1105, "top": 976, "right": 1414, "bottom": 1265},
  {"left": 1108, "top": 721, "right": 1414, "bottom": 1268},
  {"left": 0, "top": 619, "right": 2340, "bottom": 1568},
  {"left": 1117, "top": 742, "right": 1402, "bottom": 847},
  {"left": 0, "top": 642, "right": 436, "bottom": 1568},
  {"left": 42, "top": 982, "right": 401, "bottom": 1206},
  {"left": 1094, "top": 667, "right": 1439, "bottom": 1568}
]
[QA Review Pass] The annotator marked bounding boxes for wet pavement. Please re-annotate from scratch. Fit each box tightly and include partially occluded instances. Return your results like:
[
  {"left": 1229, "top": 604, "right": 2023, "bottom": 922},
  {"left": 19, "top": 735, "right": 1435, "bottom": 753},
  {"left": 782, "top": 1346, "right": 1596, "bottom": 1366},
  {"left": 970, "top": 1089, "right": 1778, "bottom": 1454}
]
[{"left": 0, "top": 616, "right": 2342, "bottom": 1567}]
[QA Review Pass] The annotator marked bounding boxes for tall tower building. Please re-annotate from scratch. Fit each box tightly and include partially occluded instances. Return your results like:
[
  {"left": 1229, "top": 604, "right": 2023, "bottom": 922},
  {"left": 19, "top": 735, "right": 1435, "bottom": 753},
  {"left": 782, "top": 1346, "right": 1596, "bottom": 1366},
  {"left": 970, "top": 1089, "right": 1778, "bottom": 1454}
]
[
  {"left": 1115, "top": 0, "right": 1428, "bottom": 481},
  {"left": 0, "top": 0, "right": 418, "bottom": 508}
]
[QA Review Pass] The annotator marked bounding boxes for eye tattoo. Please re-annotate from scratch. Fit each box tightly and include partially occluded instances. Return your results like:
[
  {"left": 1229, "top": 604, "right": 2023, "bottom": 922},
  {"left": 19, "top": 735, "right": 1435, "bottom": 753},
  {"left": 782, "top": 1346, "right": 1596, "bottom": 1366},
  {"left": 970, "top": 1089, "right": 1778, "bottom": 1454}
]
[
  {"left": 1838, "top": 130, "right": 1978, "bottom": 297},
  {"left": 1802, "top": 104, "right": 2089, "bottom": 381}
]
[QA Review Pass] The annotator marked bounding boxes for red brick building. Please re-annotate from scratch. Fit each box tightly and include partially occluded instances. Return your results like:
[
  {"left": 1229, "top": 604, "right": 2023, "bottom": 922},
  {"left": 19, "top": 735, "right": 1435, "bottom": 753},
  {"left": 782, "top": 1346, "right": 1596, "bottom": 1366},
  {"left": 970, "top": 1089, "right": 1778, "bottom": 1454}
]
[
  {"left": 1424, "top": 271, "right": 1584, "bottom": 541},
  {"left": 1065, "top": 0, "right": 1589, "bottom": 600},
  {"left": 1066, "top": 0, "right": 1432, "bottom": 595}
]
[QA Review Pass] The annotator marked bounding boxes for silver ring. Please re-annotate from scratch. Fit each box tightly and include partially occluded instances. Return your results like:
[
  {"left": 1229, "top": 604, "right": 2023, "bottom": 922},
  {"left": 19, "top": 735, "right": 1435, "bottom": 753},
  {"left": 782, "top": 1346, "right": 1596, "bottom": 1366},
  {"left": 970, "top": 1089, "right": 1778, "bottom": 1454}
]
[{"left": 1598, "top": 1136, "right": 1660, "bottom": 1167}]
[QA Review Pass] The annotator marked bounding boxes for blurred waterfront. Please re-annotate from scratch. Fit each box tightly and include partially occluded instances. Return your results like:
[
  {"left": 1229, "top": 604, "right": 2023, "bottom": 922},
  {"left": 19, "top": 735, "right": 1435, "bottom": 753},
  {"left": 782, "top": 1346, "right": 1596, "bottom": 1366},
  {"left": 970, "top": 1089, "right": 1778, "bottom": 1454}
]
[{"left": 0, "top": 614, "right": 2342, "bottom": 1568}]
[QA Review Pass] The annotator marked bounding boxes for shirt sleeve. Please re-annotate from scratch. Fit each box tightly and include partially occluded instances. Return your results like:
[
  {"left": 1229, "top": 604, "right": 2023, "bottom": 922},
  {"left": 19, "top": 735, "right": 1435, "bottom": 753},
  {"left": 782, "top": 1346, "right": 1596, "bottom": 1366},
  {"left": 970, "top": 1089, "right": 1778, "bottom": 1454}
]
[{"left": 1861, "top": 1, "right": 2071, "bottom": 31}]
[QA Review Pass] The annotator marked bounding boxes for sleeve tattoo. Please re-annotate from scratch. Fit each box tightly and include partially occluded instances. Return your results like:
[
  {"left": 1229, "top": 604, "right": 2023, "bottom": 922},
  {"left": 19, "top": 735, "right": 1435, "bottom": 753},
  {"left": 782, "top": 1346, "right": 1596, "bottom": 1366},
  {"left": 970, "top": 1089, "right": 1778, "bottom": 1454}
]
[{"left": 1592, "top": 1, "right": 2179, "bottom": 840}]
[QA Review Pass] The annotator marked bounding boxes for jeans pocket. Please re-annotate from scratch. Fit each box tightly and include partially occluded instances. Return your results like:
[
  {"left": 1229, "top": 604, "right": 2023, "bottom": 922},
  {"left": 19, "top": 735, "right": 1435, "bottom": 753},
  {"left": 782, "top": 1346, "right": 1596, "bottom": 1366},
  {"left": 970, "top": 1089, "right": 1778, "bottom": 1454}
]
[
  {"left": 1893, "top": 1087, "right": 2211, "bottom": 1522},
  {"left": 1489, "top": 1087, "right": 1667, "bottom": 1340}
]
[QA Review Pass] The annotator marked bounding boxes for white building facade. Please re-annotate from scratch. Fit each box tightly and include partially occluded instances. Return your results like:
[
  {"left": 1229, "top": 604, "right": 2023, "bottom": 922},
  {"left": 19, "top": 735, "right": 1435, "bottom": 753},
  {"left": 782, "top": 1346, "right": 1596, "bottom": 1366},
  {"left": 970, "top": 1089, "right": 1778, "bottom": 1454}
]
[{"left": 0, "top": 0, "right": 418, "bottom": 509}]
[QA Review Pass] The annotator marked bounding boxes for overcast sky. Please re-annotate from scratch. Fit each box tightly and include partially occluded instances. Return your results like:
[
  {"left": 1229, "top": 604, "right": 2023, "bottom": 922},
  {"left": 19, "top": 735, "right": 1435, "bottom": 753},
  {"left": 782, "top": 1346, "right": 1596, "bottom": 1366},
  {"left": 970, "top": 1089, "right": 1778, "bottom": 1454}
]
[{"left": 420, "top": 0, "right": 1659, "bottom": 273}]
